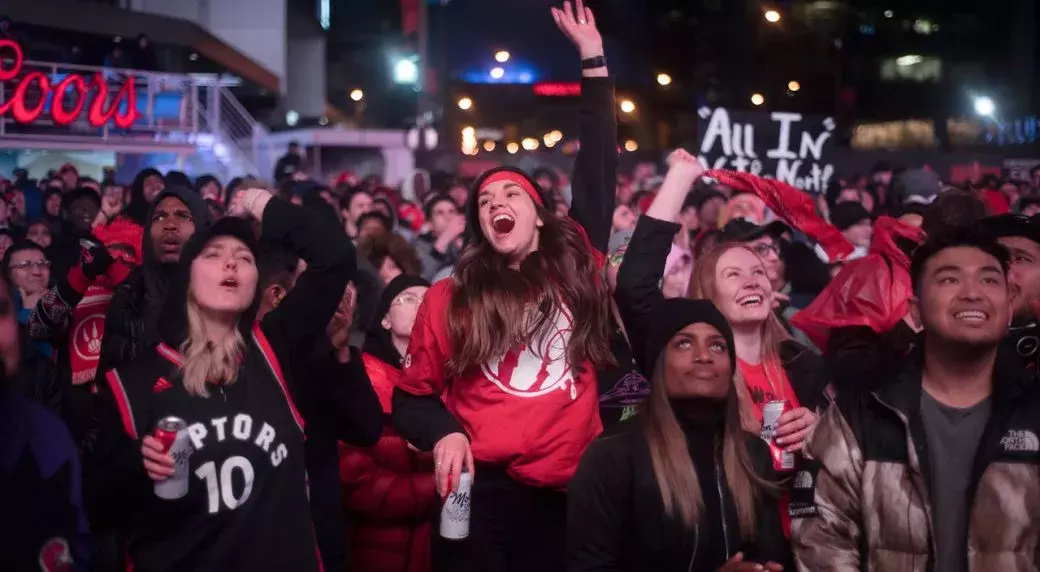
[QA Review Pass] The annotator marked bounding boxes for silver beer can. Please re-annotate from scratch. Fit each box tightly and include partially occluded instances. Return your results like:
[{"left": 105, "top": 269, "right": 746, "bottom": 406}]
[
  {"left": 153, "top": 416, "right": 192, "bottom": 500},
  {"left": 439, "top": 471, "right": 473, "bottom": 540}
]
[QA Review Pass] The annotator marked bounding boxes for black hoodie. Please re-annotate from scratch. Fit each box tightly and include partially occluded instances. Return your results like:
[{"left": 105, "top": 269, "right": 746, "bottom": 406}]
[
  {"left": 91, "top": 199, "right": 355, "bottom": 572},
  {"left": 95, "top": 187, "right": 211, "bottom": 381},
  {"left": 125, "top": 168, "right": 164, "bottom": 226}
]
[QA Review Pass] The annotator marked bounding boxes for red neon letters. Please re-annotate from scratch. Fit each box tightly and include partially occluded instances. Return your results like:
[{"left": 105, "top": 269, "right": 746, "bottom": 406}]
[
  {"left": 0, "top": 39, "right": 139, "bottom": 128},
  {"left": 533, "top": 82, "right": 582, "bottom": 97}
]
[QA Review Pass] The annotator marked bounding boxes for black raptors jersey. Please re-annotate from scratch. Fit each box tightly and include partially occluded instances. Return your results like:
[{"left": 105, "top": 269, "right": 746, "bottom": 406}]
[{"left": 106, "top": 323, "right": 318, "bottom": 571}]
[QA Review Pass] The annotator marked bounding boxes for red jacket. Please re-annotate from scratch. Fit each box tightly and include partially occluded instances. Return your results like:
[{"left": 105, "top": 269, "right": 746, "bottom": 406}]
[
  {"left": 339, "top": 354, "right": 437, "bottom": 572},
  {"left": 397, "top": 279, "right": 602, "bottom": 488}
]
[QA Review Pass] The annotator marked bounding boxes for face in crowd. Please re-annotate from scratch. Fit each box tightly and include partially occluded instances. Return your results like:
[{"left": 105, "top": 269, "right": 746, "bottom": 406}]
[
  {"left": 477, "top": 178, "right": 543, "bottom": 264},
  {"left": 142, "top": 173, "right": 165, "bottom": 204},
  {"left": 45, "top": 192, "right": 62, "bottom": 218},
  {"left": 664, "top": 322, "right": 732, "bottom": 400},
  {"left": 611, "top": 205, "right": 636, "bottom": 234},
  {"left": 712, "top": 246, "right": 774, "bottom": 328},
  {"left": 428, "top": 198, "right": 461, "bottom": 237},
  {"left": 842, "top": 218, "right": 874, "bottom": 249},
  {"left": 999, "top": 235, "right": 1040, "bottom": 322},
  {"left": 68, "top": 196, "right": 100, "bottom": 232},
  {"left": 0, "top": 233, "right": 13, "bottom": 260},
  {"left": 151, "top": 197, "right": 197, "bottom": 264},
  {"left": 344, "top": 192, "right": 374, "bottom": 227},
  {"left": 744, "top": 234, "right": 786, "bottom": 292},
  {"left": 382, "top": 286, "right": 428, "bottom": 340},
  {"left": 912, "top": 246, "right": 1009, "bottom": 347},
  {"left": 8, "top": 190, "right": 25, "bottom": 220},
  {"left": 190, "top": 236, "right": 259, "bottom": 315},
  {"left": 9, "top": 247, "right": 50, "bottom": 297},
  {"left": 26, "top": 222, "right": 52, "bottom": 249}
]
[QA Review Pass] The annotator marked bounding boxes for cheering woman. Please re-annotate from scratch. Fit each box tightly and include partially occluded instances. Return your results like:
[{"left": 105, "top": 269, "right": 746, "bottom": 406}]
[
  {"left": 392, "top": 2, "right": 616, "bottom": 570},
  {"left": 92, "top": 187, "right": 354, "bottom": 571}
]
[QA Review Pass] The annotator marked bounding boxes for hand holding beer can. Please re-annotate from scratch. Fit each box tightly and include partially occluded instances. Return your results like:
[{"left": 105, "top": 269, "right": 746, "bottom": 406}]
[
  {"left": 153, "top": 417, "right": 192, "bottom": 500},
  {"left": 760, "top": 401, "right": 795, "bottom": 472},
  {"left": 440, "top": 470, "right": 472, "bottom": 540}
]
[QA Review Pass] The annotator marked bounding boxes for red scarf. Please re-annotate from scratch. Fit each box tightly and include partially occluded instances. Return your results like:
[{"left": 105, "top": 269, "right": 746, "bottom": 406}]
[{"left": 69, "top": 284, "right": 112, "bottom": 385}]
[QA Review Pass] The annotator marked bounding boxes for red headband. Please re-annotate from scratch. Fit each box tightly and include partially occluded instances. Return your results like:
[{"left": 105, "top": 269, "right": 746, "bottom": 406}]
[{"left": 479, "top": 171, "right": 544, "bottom": 206}]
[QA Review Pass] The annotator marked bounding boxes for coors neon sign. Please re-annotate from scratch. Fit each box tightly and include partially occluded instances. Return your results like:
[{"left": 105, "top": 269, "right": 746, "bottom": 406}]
[{"left": 0, "top": 39, "right": 139, "bottom": 128}]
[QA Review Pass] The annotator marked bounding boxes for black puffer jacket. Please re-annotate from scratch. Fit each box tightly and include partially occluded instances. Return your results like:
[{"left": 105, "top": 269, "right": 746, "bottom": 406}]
[{"left": 95, "top": 187, "right": 211, "bottom": 380}]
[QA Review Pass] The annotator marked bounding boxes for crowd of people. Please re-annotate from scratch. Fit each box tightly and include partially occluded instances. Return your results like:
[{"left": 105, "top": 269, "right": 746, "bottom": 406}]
[{"left": 3, "top": 2, "right": 1040, "bottom": 571}]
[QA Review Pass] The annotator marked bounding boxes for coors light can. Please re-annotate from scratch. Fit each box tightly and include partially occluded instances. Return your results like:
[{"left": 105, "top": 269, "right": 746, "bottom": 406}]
[
  {"left": 154, "top": 417, "right": 192, "bottom": 500},
  {"left": 440, "top": 470, "right": 473, "bottom": 540},
  {"left": 760, "top": 401, "right": 795, "bottom": 472}
]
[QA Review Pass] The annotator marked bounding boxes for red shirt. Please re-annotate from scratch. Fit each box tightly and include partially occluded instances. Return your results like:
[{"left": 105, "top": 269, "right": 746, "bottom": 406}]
[
  {"left": 396, "top": 279, "right": 602, "bottom": 489},
  {"left": 738, "top": 358, "right": 801, "bottom": 423},
  {"left": 981, "top": 189, "right": 1010, "bottom": 215}
]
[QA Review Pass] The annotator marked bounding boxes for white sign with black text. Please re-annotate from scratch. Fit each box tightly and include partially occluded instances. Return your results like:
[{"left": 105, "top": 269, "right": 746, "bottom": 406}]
[{"left": 697, "top": 107, "right": 836, "bottom": 192}]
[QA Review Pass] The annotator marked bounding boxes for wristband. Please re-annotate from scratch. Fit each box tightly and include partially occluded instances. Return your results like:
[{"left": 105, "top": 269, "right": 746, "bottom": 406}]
[{"left": 581, "top": 55, "right": 607, "bottom": 70}]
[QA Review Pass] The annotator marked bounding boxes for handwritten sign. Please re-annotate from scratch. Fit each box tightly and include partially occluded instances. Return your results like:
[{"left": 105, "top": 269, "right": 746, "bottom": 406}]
[
  {"left": 697, "top": 107, "right": 836, "bottom": 192},
  {"left": 0, "top": 39, "right": 139, "bottom": 128}
]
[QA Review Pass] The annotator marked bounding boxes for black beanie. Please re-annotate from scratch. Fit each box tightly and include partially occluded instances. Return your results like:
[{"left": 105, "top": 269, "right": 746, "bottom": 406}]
[
  {"left": 368, "top": 274, "right": 431, "bottom": 332},
  {"left": 643, "top": 298, "right": 736, "bottom": 379}
]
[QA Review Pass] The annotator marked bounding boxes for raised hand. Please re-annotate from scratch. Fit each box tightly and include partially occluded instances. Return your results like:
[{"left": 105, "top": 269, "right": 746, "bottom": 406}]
[{"left": 551, "top": 1, "right": 603, "bottom": 60}]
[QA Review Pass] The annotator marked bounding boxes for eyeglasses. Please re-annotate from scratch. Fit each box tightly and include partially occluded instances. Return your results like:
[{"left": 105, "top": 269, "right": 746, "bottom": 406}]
[
  {"left": 10, "top": 260, "right": 50, "bottom": 271},
  {"left": 751, "top": 242, "right": 780, "bottom": 258},
  {"left": 392, "top": 293, "right": 424, "bottom": 307}
]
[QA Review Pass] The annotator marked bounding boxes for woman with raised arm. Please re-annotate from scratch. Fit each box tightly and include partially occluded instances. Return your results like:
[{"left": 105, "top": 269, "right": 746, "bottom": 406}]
[
  {"left": 87, "top": 187, "right": 355, "bottom": 571},
  {"left": 391, "top": 2, "right": 616, "bottom": 570}
]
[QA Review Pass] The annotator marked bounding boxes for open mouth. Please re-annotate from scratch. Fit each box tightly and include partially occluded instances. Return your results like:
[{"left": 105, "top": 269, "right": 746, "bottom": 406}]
[
  {"left": 492, "top": 213, "right": 516, "bottom": 234},
  {"left": 220, "top": 278, "right": 239, "bottom": 288},
  {"left": 954, "top": 310, "right": 989, "bottom": 323},
  {"left": 737, "top": 294, "right": 764, "bottom": 307}
]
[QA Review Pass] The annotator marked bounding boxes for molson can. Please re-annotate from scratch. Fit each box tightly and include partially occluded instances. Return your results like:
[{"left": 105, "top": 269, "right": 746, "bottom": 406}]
[
  {"left": 761, "top": 401, "right": 795, "bottom": 471},
  {"left": 153, "top": 417, "right": 192, "bottom": 500},
  {"left": 440, "top": 470, "right": 473, "bottom": 540}
]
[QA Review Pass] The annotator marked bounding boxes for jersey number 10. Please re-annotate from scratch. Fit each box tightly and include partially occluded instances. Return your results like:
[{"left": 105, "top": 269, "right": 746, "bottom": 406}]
[{"left": 196, "top": 456, "right": 255, "bottom": 514}]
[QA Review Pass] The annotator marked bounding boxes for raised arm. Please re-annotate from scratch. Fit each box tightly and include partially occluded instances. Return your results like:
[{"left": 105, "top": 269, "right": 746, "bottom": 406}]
[
  {"left": 234, "top": 188, "right": 356, "bottom": 366},
  {"left": 614, "top": 150, "right": 704, "bottom": 371},
  {"left": 552, "top": 0, "right": 616, "bottom": 252}
]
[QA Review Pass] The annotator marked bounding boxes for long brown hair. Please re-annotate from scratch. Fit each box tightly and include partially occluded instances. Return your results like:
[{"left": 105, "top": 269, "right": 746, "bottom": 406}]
[
  {"left": 688, "top": 243, "right": 791, "bottom": 430},
  {"left": 642, "top": 352, "right": 773, "bottom": 535},
  {"left": 446, "top": 203, "right": 614, "bottom": 377}
]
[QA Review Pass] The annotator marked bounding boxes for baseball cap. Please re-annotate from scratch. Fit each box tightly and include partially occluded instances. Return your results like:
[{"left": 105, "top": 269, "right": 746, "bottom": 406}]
[{"left": 717, "top": 218, "right": 789, "bottom": 244}]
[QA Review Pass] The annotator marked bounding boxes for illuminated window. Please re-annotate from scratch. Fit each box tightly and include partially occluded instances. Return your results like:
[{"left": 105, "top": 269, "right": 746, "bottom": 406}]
[{"left": 318, "top": 0, "right": 331, "bottom": 30}]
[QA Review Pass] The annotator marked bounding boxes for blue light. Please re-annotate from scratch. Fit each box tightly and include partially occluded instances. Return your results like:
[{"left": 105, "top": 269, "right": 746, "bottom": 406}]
[{"left": 460, "top": 64, "right": 539, "bottom": 85}]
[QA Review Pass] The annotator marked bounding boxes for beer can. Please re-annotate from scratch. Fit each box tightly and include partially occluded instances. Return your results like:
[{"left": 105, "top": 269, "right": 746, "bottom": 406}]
[
  {"left": 153, "top": 417, "right": 192, "bottom": 500},
  {"left": 440, "top": 471, "right": 473, "bottom": 540},
  {"left": 760, "top": 400, "right": 785, "bottom": 441}
]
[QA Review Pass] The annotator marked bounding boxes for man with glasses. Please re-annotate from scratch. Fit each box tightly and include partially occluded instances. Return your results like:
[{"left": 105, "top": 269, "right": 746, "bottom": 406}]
[{"left": 983, "top": 214, "right": 1040, "bottom": 373}]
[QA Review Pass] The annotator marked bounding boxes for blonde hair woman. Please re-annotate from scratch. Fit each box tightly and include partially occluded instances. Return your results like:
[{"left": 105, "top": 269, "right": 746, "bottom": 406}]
[{"left": 93, "top": 187, "right": 355, "bottom": 572}]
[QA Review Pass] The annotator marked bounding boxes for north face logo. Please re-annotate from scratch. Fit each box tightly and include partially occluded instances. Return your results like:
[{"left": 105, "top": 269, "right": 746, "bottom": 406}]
[
  {"left": 1000, "top": 429, "right": 1040, "bottom": 453},
  {"left": 793, "top": 470, "right": 814, "bottom": 490}
]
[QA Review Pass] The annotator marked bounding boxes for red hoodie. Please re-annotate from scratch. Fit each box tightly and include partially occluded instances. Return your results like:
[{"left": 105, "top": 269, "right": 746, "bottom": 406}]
[{"left": 396, "top": 279, "right": 602, "bottom": 489}]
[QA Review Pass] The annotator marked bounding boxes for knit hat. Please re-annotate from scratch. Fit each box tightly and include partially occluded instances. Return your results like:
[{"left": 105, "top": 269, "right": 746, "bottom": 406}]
[
  {"left": 717, "top": 218, "right": 789, "bottom": 244},
  {"left": 363, "top": 274, "right": 431, "bottom": 366},
  {"left": 643, "top": 298, "right": 736, "bottom": 379}
]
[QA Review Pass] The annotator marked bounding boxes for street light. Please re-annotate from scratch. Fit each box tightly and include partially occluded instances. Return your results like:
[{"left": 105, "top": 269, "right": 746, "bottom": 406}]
[
  {"left": 393, "top": 58, "right": 419, "bottom": 84},
  {"left": 974, "top": 96, "right": 996, "bottom": 117},
  {"left": 522, "top": 137, "right": 540, "bottom": 151},
  {"left": 751, "top": 93, "right": 765, "bottom": 106},
  {"left": 764, "top": 9, "right": 781, "bottom": 23},
  {"left": 495, "top": 50, "right": 511, "bottom": 63},
  {"left": 457, "top": 97, "right": 473, "bottom": 110},
  {"left": 483, "top": 140, "right": 496, "bottom": 152},
  {"left": 506, "top": 142, "right": 519, "bottom": 154},
  {"left": 624, "top": 139, "right": 639, "bottom": 152},
  {"left": 619, "top": 99, "right": 636, "bottom": 113},
  {"left": 657, "top": 73, "right": 672, "bottom": 86},
  {"left": 787, "top": 80, "right": 801, "bottom": 92},
  {"left": 350, "top": 89, "right": 364, "bottom": 102},
  {"left": 489, "top": 67, "right": 505, "bottom": 80},
  {"left": 461, "top": 126, "right": 476, "bottom": 139}
]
